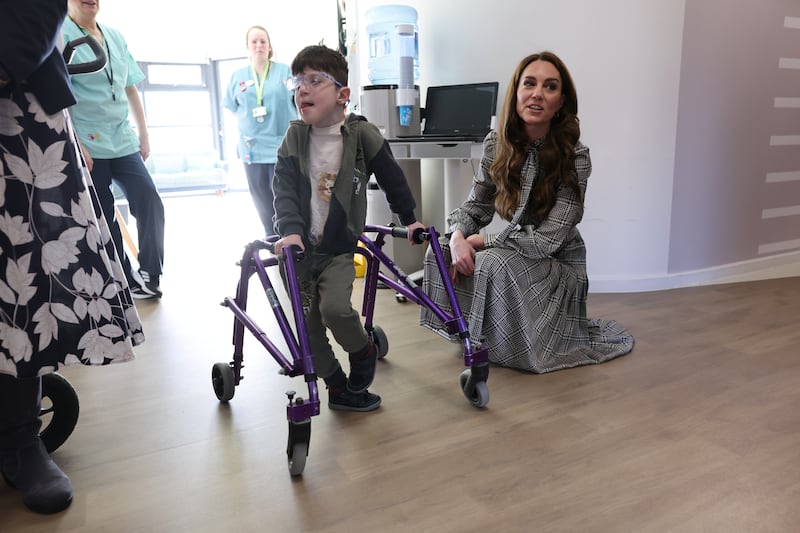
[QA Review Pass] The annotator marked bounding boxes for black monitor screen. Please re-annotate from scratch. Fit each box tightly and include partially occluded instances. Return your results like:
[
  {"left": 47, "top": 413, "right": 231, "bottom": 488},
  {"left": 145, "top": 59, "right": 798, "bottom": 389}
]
[{"left": 423, "top": 82, "right": 499, "bottom": 135}]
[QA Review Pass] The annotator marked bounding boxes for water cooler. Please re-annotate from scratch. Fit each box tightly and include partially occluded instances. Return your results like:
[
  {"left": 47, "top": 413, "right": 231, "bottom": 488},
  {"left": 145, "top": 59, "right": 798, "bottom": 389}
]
[
  {"left": 360, "top": 85, "right": 421, "bottom": 139},
  {"left": 360, "top": 5, "right": 424, "bottom": 278},
  {"left": 360, "top": 5, "right": 421, "bottom": 139}
]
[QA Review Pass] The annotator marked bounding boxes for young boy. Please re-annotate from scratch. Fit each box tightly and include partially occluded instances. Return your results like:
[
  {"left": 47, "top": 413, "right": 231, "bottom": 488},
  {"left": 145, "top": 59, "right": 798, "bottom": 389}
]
[{"left": 272, "top": 45, "right": 425, "bottom": 412}]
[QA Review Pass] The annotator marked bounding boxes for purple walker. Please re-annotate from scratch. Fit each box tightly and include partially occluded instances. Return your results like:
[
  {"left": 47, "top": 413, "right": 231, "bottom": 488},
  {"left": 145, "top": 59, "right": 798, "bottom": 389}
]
[{"left": 211, "top": 225, "right": 489, "bottom": 476}]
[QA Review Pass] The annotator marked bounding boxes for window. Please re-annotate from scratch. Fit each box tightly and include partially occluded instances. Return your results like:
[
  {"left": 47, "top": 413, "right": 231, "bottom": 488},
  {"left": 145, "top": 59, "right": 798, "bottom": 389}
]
[
  {"left": 145, "top": 64, "right": 206, "bottom": 87},
  {"left": 138, "top": 61, "right": 218, "bottom": 155}
]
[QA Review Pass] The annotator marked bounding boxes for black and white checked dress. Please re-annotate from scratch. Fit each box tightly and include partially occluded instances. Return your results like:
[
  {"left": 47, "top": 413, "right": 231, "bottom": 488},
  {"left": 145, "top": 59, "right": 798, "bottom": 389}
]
[{"left": 420, "top": 133, "right": 633, "bottom": 373}]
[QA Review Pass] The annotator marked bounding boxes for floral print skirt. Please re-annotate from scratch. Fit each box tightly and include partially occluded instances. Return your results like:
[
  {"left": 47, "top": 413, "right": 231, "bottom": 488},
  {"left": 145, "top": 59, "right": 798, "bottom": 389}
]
[{"left": 0, "top": 86, "right": 143, "bottom": 378}]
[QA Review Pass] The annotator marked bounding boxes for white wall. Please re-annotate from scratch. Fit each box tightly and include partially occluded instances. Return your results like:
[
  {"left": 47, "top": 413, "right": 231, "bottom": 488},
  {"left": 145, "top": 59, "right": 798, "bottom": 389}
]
[
  {"left": 351, "top": 0, "right": 687, "bottom": 290},
  {"left": 99, "top": 0, "right": 800, "bottom": 292}
]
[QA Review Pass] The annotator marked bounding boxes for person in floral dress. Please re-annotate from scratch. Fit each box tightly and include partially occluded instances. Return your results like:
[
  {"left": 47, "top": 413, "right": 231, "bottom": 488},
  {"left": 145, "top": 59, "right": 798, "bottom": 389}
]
[{"left": 1, "top": 0, "right": 143, "bottom": 514}]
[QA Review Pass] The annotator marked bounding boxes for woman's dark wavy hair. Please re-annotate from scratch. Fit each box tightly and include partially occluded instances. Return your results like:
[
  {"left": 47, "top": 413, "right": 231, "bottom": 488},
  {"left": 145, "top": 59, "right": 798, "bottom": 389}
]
[{"left": 491, "top": 51, "right": 582, "bottom": 223}]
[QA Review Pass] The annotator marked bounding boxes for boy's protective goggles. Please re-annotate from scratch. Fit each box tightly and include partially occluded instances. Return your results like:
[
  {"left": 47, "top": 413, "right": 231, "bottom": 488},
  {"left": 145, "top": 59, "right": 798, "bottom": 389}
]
[{"left": 285, "top": 72, "right": 344, "bottom": 91}]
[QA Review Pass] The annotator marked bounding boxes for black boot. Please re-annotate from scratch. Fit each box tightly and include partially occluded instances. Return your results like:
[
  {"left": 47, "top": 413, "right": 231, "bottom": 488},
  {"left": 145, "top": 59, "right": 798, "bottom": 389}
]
[
  {"left": 0, "top": 374, "right": 73, "bottom": 514},
  {"left": 328, "top": 387, "right": 382, "bottom": 412},
  {"left": 347, "top": 341, "right": 377, "bottom": 394},
  {"left": 325, "top": 366, "right": 381, "bottom": 412},
  {"left": 0, "top": 374, "right": 22, "bottom": 487}
]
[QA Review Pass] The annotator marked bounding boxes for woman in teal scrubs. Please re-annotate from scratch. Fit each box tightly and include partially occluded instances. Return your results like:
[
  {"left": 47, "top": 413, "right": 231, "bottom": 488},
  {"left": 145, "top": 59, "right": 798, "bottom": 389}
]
[
  {"left": 223, "top": 26, "right": 297, "bottom": 237},
  {"left": 62, "top": 0, "right": 165, "bottom": 299}
]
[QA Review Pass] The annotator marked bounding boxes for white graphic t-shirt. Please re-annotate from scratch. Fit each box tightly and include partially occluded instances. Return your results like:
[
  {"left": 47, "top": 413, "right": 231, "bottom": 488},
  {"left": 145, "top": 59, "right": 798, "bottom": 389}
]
[{"left": 308, "top": 120, "right": 345, "bottom": 244}]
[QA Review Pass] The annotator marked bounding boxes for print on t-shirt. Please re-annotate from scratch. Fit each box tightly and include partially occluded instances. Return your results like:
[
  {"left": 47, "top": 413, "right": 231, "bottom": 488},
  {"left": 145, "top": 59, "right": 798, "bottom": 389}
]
[{"left": 317, "top": 172, "right": 336, "bottom": 201}]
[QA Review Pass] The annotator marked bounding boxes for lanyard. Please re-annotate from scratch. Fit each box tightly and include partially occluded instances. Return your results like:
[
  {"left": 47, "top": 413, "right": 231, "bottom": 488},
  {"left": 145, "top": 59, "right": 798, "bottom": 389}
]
[
  {"left": 71, "top": 18, "right": 115, "bottom": 101},
  {"left": 250, "top": 62, "right": 271, "bottom": 106}
]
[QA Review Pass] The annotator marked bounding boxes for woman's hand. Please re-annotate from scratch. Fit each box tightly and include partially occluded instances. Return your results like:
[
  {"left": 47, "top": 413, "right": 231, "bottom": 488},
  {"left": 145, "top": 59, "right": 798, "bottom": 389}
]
[
  {"left": 78, "top": 141, "right": 93, "bottom": 172},
  {"left": 465, "top": 233, "right": 485, "bottom": 250},
  {"left": 139, "top": 132, "right": 150, "bottom": 161},
  {"left": 449, "top": 230, "right": 477, "bottom": 281},
  {"left": 273, "top": 234, "right": 304, "bottom": 255}
]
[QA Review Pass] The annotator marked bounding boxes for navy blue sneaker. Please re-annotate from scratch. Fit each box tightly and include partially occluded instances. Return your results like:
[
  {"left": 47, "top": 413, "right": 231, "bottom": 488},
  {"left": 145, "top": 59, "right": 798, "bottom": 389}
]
[
  {"left": 129, "top": 282, "right": 157, "bottom": 300},
  {"left": 347, "top": 342, "right": 377, "bottom": 394},
  {"left": 131, "top": 269, "right": 162, "bottom": 298},
  {"left": 328, "top": 388, "right": 382, "bottom": 412}
]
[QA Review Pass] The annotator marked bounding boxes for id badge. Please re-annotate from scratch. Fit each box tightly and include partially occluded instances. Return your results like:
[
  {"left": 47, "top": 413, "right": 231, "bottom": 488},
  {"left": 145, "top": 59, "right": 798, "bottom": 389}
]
[{"left": 252, "top": 106, "right": 267, "bottom": 123}]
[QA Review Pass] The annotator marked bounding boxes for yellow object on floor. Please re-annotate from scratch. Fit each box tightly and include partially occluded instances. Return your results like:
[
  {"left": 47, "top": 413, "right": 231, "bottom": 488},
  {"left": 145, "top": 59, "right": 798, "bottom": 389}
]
[{"left": 354, "top": 241, "right": 366, "bottom": 277}]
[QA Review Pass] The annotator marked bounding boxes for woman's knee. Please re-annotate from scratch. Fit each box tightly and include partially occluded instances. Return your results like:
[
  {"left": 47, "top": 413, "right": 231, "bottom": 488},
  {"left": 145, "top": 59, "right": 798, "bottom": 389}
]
[{"left": 475, "top": 248, "right": 513, "bottom": 271}]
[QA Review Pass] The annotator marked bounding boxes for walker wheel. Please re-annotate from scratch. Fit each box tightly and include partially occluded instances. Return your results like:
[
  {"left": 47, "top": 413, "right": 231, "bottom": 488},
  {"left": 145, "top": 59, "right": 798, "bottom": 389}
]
[
  {"left": 370, "top": 325, "right": 389, "bottom": 359},
  {"left": 459, "top": 369, "right": 490, "bottom": 408},
  {"left": 39, "top": 373, "right": 80, "bottom": 453},
  {"left": 288, "top": 442, "right": 308, "bottom": 476},
  {"left": 211, "top": 362, "right": 235, "bottom": 402}
]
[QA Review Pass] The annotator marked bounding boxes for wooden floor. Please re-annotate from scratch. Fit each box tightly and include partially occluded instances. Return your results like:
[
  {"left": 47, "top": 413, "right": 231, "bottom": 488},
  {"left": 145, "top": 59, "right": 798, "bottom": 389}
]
[{"left": 2, "top": 193, "right": 800, "bottom": 532}]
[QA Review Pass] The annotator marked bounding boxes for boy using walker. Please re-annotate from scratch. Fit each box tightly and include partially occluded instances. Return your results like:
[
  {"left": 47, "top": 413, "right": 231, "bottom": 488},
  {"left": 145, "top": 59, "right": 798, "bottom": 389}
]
[{"left": 272, "top": 45, "right": 425, "bottom": 412}]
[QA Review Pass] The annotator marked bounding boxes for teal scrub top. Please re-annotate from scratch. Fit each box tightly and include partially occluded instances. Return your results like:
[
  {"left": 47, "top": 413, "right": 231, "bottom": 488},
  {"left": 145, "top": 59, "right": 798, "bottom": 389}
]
[
  {"left": 62, "top": 18, "right": 145, "bottom": 159},
  {"left": 223, "top": 62, "right": 296, "bottom": 164}
]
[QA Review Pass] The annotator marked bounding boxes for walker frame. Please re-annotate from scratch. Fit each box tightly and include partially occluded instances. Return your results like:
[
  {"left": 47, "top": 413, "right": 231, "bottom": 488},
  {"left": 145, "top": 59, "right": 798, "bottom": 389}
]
[{"left": 212, "top": 224, "right": 489, "bottom": 476}]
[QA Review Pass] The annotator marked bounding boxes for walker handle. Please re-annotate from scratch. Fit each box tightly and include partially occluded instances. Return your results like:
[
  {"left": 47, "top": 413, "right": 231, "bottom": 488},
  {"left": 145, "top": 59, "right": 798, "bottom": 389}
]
[
  {"left": 264, "top": 240, "right": 305, "bottom": 262},
  {"left": 63, "top": 35, "right": 107, "bottom": 75},
  {"left": 390, "top": 226, "right": 430, "bottom": 244}
]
